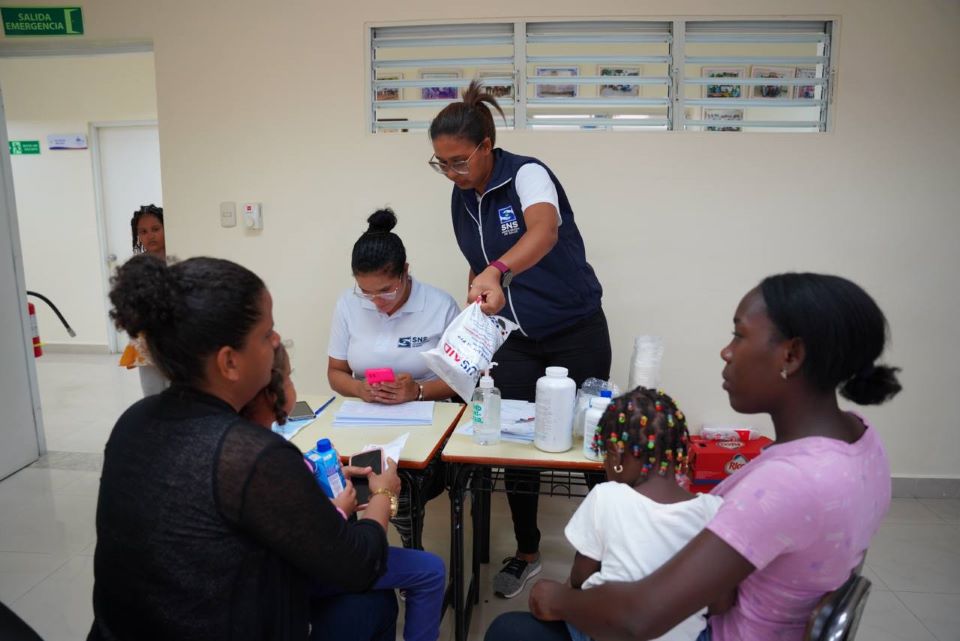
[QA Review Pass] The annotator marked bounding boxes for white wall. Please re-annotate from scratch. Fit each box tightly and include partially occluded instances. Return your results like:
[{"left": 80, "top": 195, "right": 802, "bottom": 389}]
[
  {"left": 2, "top": 0, "right": 957, "bottom": 478},
  {"left": 0, "top": 52, "right": 157, "bottom": 347}
]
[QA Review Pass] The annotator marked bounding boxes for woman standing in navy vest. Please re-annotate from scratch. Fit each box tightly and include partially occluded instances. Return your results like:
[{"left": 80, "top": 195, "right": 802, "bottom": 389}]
[{"left": 428, "top": 80, "right": 612, "bottom": 599}]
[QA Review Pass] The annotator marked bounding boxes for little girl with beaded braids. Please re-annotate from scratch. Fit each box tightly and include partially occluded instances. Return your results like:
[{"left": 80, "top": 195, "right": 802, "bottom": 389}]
[{"left": 562, "top": 386, "right": 724, "bottom": 641}]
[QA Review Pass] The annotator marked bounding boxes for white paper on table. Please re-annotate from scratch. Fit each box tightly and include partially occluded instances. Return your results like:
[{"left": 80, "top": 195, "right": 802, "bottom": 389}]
[
  {"left": 273, "top": 417, "right": 315, "bottom": 441},
  {"left": 455, "top": 399, "right": 536, "bottom": 442},
  {"left": 358, "top": 432, "right": 409, "bottom": 471},
  {"left": 333, "top": 400, "right": 435, "bottom": 426},
  {"left": 500, "top": 400, "right": 536, "bottom": 424}
]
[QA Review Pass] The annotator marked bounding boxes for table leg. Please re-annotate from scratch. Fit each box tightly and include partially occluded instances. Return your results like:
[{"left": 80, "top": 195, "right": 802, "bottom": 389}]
[
  {"left": 398, "top": 469, "right": 425, "bottom": 550},
  {"left": 470, "top": 471, "right": 484, "bottom": 605},
  {"left": 478, "top": 467, "right": 492, "bottom": 564},
  {"left": 447, "top": 463, "right": 468, "bottom": 641}
]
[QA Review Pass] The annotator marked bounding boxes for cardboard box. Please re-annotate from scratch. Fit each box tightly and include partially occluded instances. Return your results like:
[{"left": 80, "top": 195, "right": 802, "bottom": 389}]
[{"left": 687, "top": 435, "right": 774, "bottom": 493}]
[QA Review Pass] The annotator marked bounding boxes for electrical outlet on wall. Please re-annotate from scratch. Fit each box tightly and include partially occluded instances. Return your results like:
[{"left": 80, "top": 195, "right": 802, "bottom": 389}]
[{"left": 220, "top": 202, "right": 236, "bottom": 227}]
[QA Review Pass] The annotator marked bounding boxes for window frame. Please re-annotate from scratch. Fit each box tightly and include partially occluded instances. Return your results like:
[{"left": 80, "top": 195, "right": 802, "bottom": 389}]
[{"left": 366, "top": 18, "right": 837, "bottom": 134}]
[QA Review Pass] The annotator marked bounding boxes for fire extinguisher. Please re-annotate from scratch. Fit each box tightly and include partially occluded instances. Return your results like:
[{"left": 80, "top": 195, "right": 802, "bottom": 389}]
[
  {"left": 25, "top": 291, "right": 76, "bottom": 358},
  {"left": 28, "top": 301, "right": 42, "bottom": 357}
]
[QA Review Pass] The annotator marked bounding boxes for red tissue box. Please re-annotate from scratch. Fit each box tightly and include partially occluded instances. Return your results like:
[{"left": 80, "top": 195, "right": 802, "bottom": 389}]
[{"left": 687, "top": 435, "right": 774, "bottom": 494}]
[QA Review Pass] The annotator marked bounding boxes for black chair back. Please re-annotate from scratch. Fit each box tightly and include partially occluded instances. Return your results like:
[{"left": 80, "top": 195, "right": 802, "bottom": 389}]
[{"left": 804, "top": 573, "right": 873, "bottom": 641}]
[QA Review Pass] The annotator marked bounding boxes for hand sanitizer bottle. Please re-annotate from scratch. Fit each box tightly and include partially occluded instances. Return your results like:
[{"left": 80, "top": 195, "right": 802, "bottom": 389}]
[{"left": 472, "top": 368, "right": 501, "bottom": 445}]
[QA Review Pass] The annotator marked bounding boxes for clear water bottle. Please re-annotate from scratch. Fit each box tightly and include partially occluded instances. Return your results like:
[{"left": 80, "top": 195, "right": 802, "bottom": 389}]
[
  {"left": 305, "top": 438, "right": 346, "bottom": 498},
  {"left": 472, "top": 371, "right": 501, "bottom": 445}
]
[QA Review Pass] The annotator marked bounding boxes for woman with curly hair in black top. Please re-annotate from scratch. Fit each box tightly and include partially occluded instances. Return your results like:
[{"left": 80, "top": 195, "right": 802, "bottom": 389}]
[{"left": 89, "top": 253, "right": 401, "bottom": 641}]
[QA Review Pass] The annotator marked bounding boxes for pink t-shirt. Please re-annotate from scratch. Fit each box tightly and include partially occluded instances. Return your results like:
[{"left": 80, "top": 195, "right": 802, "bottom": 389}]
[{"left": 707, "top": 415, "right": 890, "bottom": 641}]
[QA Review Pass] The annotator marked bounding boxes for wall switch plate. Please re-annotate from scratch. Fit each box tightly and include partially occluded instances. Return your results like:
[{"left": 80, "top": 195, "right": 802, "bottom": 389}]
[
  {"left": 220, "top": 201, "right": 237, "bottom": 227},
  {"left": 242, "top": 202, "right": 262, "bottom": 230}
]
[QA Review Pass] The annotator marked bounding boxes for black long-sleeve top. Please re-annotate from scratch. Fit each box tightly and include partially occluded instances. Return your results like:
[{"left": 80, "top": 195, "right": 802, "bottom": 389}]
[{"left": 87, "top": 386, "right": 387, "bottom": 641}]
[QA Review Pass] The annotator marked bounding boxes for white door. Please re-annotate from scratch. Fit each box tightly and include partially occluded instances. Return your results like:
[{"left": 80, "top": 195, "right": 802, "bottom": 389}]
[
  {"left": 93, "top": 123, "right": 162, "bottom": 352},
  {"left": 0, "top": 88, "right": 45, "bottom": 479}
]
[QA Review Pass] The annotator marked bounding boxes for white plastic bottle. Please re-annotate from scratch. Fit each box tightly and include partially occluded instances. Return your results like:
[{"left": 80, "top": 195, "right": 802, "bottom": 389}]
[
  {"left": 472, "top": 371, "right": 501, "bottom": 445},
  {"left": 534, "top": 366, "right": 577, "bottom": 453},
  {"left": 582, "top": 393, "right": 613, "bottom": 460}
]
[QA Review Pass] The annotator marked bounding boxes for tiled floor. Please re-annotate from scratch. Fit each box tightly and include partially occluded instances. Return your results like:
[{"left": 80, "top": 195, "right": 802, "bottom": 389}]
[{"left": 2, "top": 354, "right": 959, "bottom": 641}]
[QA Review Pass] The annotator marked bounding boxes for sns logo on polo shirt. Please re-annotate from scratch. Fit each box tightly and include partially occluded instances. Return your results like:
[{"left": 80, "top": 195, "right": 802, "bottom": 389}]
[
  {"left": 398, "top": 336, "right": 428, "bottom": 348},
  {"left": 498, "top": 206, "right": 519, "bottom": 236}
]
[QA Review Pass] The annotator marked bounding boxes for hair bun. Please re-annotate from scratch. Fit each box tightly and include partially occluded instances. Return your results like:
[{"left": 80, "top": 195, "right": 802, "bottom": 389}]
[
  {"left": 366, "top": 208, "right": 397, "bottom": 234},
  {"left": 839, "top": 364, "right": 902, "bottom": 405},
  {"left": 109, "top": 254, "right": 184, "bottom": 336}
]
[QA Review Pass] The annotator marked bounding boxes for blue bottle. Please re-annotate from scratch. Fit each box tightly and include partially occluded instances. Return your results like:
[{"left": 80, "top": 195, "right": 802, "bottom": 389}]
[{"left": 305, "top": 438, "right": 346, "bottom": 498}]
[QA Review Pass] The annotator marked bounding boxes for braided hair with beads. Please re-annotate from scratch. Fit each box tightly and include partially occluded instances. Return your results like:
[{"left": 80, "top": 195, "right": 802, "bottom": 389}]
[{"left": 592, "top": 386, "right": 691, "bottom": 483}]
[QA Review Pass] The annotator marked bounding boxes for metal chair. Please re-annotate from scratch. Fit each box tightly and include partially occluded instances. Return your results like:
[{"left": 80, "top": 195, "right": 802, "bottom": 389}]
[
  {"left": 0, "top": 601, "right": 43, "bottom": 641},
  {"left": 804, "top": 572, "right": 873, "bottom": 641}
]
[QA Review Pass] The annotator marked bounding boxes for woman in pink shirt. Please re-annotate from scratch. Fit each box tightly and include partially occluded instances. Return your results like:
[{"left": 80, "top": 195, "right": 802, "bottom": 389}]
[{"left": 485, "top": 272, "right": 900, "bottom": 641}]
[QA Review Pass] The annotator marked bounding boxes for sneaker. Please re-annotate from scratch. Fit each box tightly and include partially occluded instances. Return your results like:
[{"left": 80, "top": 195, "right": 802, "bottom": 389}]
[{"left": 493, "top": 555, "right": 542, "bottom": 598}]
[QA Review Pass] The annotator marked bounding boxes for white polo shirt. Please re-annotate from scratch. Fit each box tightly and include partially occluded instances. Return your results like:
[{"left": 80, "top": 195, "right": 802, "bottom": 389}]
[{"left": 327, "top": 276, "right": 460, "bottom": 381}]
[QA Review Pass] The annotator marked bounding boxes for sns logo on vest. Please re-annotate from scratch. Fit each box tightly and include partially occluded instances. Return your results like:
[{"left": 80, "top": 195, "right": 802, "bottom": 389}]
[
  {"left": 498, "top": 206, "right": 519, "bottom": 236},
  {"left": 398, "top": 336, "right": 428, "bottom": 348}
]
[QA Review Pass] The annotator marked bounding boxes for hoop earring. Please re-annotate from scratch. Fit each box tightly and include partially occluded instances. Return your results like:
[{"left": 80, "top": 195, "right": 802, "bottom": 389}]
[
  {"left": 780, "top": 367, "right": 788, "bottom": 380},
  {"left": 613, "top": 464, "right": 623, "bottom": 474}
]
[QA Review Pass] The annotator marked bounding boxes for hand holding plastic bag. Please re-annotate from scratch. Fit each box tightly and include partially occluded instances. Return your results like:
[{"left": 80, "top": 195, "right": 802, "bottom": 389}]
[{"left": 421, "top": 301, "right": 518, "bottom": 402}]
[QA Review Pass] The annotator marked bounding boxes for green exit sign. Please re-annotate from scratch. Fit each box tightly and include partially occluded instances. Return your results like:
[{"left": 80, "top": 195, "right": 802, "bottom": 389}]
[
  {"left": 1, "top": 7, "right": 83, "bottom": 36},
  {"left": 9, "top": 141, "right": 41, "bottom": 155}
]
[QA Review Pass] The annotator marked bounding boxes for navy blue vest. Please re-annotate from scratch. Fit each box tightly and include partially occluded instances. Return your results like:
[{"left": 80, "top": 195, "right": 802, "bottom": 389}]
[{"left": 450, "top": 148, "right": 603, "bottom": 340}]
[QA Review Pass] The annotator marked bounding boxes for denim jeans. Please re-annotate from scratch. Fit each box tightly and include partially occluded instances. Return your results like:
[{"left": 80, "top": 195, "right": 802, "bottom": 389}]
[
  {"left": 485, "top": 611, "right": 710, "bottom": 641},
  {"left": 376, "top": 547, "right": 445, "bottom": 641},
  {"left": 309, "top": 589, "right": 397, "bottom": 641},
  {"left": 313, "top": 546, "right": 445, "bottom": 641}
]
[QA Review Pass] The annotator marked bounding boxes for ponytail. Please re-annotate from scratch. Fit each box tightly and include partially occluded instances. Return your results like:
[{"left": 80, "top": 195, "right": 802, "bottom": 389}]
[
  {"left": 839, "top": 365, "right": 902, "bottom": 405},
  {"left": 429, "top": 79, "right": 506, "bottom": 146}
]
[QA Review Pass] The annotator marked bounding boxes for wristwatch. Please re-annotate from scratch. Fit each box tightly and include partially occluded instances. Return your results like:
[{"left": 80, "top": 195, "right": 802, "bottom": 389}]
[
  {"left": 371, "top": 488, "right": 399, "bottom": 518},
  {"left": 489, "top": 260, "right": 514, "bottom": 288}
]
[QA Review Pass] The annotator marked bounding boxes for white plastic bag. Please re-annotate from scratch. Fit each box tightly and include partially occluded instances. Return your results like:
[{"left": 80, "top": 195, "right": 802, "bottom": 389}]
[{"left": 421, "top": 301, "right": 518, "bottom": 402}]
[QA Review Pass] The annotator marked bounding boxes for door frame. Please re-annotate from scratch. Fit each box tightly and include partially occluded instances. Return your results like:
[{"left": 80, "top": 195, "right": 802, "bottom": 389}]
[
  {"left": 89, "top": 120, "right": 159, "bottom": 353},
  {"left": 0, "top": 86, "right": 46, "bottom": 474}
]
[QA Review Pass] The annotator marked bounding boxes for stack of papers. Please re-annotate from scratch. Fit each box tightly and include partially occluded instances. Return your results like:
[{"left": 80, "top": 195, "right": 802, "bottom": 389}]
[
  {"left": 500, "top": 400, "right": 536, "bottom": 442},
  {"left": 333, "top": 400, "right": 435, "bottom": 427},
  {"left": 455, "top": 400, "right": 537, "bottom": 443}
]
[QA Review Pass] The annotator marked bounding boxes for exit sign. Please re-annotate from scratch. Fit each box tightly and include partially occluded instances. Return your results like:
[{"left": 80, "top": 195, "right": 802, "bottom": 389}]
[
  {"left": 1, "top": 7, "right": 83, "bottom": 36},
  {"left": 9, "top": 141, "right": 41, "bottom": 155}
]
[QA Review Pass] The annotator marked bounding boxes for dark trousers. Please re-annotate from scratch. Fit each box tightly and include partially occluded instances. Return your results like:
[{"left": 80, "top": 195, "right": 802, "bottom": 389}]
[
  {"left": 493, "top": 309, "right": 612, "bottom": 554},
  {"left": 309, "top": 590, "right": 398, "bottom": 641},
  {"left": 484, "top": 611, "right": 573, "bottom": 641}
]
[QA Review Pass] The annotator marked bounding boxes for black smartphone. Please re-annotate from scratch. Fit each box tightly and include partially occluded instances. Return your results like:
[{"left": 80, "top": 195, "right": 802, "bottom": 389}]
[
  {"left": 349, "top": 449, "right": 384, "bottom": 507},
  {"left": 288, "top": 401, "right": 314, "bottom": 421}
]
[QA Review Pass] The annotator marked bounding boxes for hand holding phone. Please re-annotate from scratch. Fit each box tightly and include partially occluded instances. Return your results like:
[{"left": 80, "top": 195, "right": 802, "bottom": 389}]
[
  {"left": 349, "top": 449, "right": 384, "bottom": 507},
  {"left": 365, "top": 368, "right": 395, "bottom": 384}
]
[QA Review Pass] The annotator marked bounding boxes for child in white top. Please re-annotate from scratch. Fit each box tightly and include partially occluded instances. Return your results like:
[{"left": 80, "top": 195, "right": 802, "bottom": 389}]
[{"left": 564, "top": 387, "right": 724, "bottom": 641}]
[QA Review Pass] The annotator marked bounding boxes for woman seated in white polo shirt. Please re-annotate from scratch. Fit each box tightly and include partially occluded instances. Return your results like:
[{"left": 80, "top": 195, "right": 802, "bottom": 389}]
[
  {"left": 328, "top": 208, "right": 459, "bottom": 404},
  {"left": 328, "top": 208, "right": 460, "bottom": 549}
]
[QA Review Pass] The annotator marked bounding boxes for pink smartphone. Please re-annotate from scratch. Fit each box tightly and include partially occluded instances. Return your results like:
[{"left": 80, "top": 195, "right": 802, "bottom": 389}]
[{"left": 365, "top": 368, "right": 395, "bottom": 384}]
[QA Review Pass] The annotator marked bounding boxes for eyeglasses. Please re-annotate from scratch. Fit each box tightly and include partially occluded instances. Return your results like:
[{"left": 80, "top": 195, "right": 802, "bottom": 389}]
[
  {"left": 428, "top": 143, "right": 482, "bottom": 175},
  {"left": 353, "top": 279, "right": 405, "bottom": 302}
]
